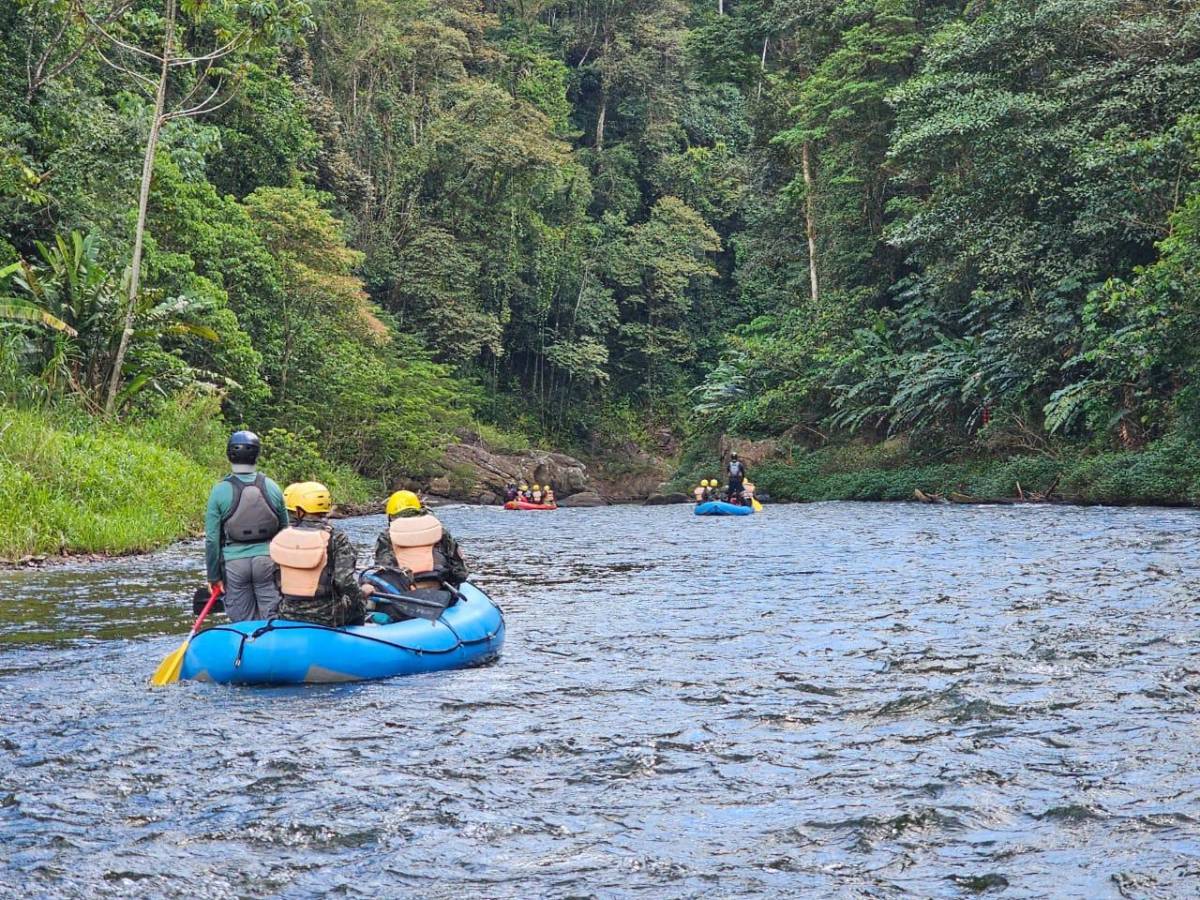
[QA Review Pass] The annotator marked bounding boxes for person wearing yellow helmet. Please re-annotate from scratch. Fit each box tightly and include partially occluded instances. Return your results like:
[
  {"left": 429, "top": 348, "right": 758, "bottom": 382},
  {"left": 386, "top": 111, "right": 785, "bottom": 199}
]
[
  {"left": 531, "top": 483, "right": 543, "bottom": 504},
  {"left": 374, "top": 490, "right": 468, "bottom": 587},
  {"left": 693, "top": 480, "right": 706, "bottom": 504},
  {"left": 269, "top": 481, "right": 370, "bottom": 627},
  {"left": 707, "top": 477, "right": 723, "bottom": 502},
  {"left": 518, "top": 482, "right": 532, "bottom": 502},
  {"left": 542, "top": 483, "right": 556, "bottom": 506},
  {"left": 204, "top": 430, "right": 289, "bottom": 622}
]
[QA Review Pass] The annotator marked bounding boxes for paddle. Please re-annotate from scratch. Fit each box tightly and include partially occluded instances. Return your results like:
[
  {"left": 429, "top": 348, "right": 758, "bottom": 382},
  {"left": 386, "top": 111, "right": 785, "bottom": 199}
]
[
  {"left": 150, "top": 584, "right": 223, "bottom": 686},
  {"left": 369, "top": 590, "right": 452, "bottom": 623}
]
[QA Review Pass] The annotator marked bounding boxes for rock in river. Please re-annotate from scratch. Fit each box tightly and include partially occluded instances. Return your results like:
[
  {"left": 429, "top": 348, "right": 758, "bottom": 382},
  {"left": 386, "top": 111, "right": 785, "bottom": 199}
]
[{"left": 557, "top": 491, "right": 607, "bottom": 507}]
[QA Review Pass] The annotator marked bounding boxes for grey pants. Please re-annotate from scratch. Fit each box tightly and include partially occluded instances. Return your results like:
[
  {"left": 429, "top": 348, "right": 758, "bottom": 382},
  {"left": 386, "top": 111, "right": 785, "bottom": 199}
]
[{"left": 223, "top": 555, "right": 282, "bottom": 622}]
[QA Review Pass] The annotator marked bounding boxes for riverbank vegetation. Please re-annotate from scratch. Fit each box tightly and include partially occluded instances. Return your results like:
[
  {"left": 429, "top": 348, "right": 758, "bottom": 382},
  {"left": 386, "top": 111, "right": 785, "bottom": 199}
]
[
  {"left": 0, "top": 397, "right": 371, "bottom": 558},
  {"left": 682, "top": 1, "right": 1200, "bottom": 495},
  {"left": 671, "top": 436, "right": 1200, "bottom": 508},
  {"left": 3, "top": 0, "right": 1200, "bottom": 556}
]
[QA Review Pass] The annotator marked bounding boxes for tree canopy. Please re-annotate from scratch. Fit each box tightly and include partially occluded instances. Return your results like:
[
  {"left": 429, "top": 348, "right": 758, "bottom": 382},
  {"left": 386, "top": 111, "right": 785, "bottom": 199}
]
[{"left": 3, "top": 0, "right": 1198, "bottom": 479}]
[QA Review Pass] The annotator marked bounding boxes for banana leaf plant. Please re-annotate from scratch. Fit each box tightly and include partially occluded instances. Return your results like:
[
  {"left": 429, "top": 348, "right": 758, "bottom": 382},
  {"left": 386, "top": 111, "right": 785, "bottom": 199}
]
[{"left": 0, "top": 231, "right": 219, "bottom": 411}]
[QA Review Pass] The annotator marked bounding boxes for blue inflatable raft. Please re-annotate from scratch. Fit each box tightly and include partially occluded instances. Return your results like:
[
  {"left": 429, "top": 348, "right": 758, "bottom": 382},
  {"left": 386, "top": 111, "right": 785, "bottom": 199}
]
[
  {"left": 694, "top": 500, "right": 754, "bottom": 516},
  {"left": 179, "top": 582, "right": 504, "bottom": 685}
]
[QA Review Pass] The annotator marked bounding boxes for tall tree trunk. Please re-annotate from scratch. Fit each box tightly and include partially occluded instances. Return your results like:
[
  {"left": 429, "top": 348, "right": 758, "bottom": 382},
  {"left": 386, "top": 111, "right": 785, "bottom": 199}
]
[
  {"left": 718, "top": 0, "right": 724, "bottom": 15},
  {"left": 801, "top": 141, "right": 820, "bottom": 304},
  {"left": 758, "top": 36, "right": 768, "bottom": 100},
  {"left": 595, "top": 89, "right": 607, "bottom": 150},
  {"left": 104, "top": 0, "right": 175, "bottom": 415}
]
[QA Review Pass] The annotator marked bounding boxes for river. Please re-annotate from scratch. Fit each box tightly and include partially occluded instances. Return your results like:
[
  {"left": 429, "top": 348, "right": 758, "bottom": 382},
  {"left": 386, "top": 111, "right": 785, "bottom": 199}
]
[{"left": 1, "top": 503, "right": 1199, "bottom": 898}]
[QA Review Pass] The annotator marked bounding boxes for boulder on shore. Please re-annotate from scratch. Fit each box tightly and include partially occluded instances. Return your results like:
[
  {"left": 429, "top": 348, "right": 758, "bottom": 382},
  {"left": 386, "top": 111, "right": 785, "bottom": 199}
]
[
  {"left": 643, "top": 492, "right": 690, "bottom": 506},
  {"left": 718, "top": 435, "right": 788, "bottom": 467},
  {"left": 558, "top": 490, "right": 607, "bottom": 507},
  {"left": 435, "top": 438, "right": 590, "bottom": 503},
  {"left": 411, "top": 430, "right": 675, "bottom": 505}
]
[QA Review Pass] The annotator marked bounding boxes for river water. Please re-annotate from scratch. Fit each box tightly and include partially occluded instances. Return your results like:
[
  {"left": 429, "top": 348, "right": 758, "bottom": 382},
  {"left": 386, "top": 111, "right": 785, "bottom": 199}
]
[{"left": 2, "top": 503, "right": 1199, "bottom": 898}]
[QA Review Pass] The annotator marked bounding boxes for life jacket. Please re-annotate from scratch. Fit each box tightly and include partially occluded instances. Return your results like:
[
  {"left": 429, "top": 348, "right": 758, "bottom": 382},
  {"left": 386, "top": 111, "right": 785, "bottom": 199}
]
[
  {"left": 729, "top": 460, "right": 745, "bottom": 478},
  {"left": 531, "top": 489, "right": 543, "bottom": 503},
  {"left": 269, "top": 525, "right": 333, "bottom": 600},
  {"left": 388, "top": 514, "right": 446, "bottom": 585},
  {"left": 543, "top": 490, "right": 555, "bottom": 504},
  {"left": 221, "top": 473, "right": 282, "bottom": 545}
]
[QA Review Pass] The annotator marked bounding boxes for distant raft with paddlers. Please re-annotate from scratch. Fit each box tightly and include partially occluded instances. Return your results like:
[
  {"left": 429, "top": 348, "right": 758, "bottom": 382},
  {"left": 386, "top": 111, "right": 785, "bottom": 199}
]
[
  {"left": 178, "top": 582, "right": 504, "bottom": 684},
  {"left": 694, "top": 500, "right": 755, "bottom": 516},
  {"left": 504, "top": 500, "right": 558, "bottom": 511}
]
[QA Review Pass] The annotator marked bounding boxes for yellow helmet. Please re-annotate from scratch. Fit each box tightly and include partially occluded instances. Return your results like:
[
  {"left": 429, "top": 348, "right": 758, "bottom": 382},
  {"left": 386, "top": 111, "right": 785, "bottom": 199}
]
[
  {"left": 700, "top": 480, "right": 709, "bottom": 487},
  {"left": 385, "top": 490, "right": 422, "bottom": 517},
  {"left": 533, "top": 484, "right": 541, "bottom": 490},
  {"left": 284, "top": 481, "right": 331, "bottom": 514},
  {"left": 519, "top": 483, "right": 528, "bottom": 490}
]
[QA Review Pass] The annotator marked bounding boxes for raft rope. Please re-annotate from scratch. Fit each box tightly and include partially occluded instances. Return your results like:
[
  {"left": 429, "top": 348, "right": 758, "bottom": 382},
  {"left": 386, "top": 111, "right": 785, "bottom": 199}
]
[{"left": 206, "top": 605, "right": 505, "bottom": 669}]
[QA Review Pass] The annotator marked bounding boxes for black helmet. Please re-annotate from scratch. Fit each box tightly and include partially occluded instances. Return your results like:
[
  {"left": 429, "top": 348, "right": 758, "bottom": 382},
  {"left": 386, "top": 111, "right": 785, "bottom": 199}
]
[
  {"left": 227, "top": 429, "right": 261, "bottom": 465},
  {"left": 730, "top": 452, "right": 739, "bottom": 459}
]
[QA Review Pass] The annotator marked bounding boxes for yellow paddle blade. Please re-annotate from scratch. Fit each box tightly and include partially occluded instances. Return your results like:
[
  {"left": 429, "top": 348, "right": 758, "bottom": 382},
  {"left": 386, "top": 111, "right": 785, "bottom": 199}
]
[
  {"left": 752, "top": 498, "right": 763, "bottom": 512},
  {"left": 150, "top": 638, "right": 189, "bottom": 686}
]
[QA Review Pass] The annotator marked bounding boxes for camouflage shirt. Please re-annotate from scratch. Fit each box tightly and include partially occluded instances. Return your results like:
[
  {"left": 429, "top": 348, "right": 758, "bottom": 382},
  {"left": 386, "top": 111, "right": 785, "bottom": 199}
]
[{"left": 277, "top": 519, "right": 368, "bottom": 627}]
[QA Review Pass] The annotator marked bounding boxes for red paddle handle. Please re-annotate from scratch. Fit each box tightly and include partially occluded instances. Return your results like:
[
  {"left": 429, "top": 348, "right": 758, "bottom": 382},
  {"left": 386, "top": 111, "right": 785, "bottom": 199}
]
[{"left": 189, "top": 584, "right": 223, "bottom": 638}]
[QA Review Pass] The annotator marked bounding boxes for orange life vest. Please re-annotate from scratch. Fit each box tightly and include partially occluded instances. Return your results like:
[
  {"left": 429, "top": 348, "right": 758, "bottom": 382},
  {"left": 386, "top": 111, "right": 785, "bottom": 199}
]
[
  {"left": 269, "top": 526, "right": 332, "bottom": 599},
  {"left": 388, "top": 514, "right": 444, "bottom": 580}
]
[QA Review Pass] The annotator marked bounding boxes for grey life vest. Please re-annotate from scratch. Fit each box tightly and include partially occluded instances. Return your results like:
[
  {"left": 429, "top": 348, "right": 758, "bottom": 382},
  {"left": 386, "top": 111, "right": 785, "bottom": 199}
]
[
  {"left": 729, "top": 460, "right": 745, "bottom": 478},
  {"left": 221, "top": 473, "right": 281, "bottom": 544}
]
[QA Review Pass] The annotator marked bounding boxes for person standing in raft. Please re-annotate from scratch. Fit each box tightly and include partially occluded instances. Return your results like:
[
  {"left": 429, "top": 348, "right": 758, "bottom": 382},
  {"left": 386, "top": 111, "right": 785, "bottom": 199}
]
[
  {"left": 543, "top": 483, "right": 556, "bottom": 505},
  {"left": 374, "top": 490, "right": 468, "bottom": 587},
  {"left": 271, "top": 482, "right": 372, "bottom": 627},
  {"left": 726, "top": 453, "right": 749, "bottom": 500},
  {"left": 204, "top": 430, "right": 288, "bottom": 622}
]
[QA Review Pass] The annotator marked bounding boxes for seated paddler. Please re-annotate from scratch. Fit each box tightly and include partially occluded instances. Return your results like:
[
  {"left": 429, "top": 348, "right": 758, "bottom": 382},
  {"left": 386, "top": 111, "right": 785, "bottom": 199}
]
[
  {"left": 374, "top": 490, "right": 469, "bottom": 589},
  {"left": 269, "top": 481, "right": 372, "bottom": 627}
]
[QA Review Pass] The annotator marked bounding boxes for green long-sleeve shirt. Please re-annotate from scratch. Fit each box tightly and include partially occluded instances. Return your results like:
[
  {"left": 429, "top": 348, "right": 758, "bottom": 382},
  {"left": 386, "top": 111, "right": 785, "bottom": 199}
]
[{"left": 204, "top": 471, "right": 288, "bottom": 582}]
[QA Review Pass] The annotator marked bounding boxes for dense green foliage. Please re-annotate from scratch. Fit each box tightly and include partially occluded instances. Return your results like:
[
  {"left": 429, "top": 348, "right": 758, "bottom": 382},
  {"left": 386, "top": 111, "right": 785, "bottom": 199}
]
[
  {"left": 0, "top": 404, "right": 216, "bottom": 557},
  {"left": 694, "top": 0, "right": 1200, "bottom": 459},
  {"left": 0, "top": 395, "right": 370, "bottom": 558},
  {"left": 671, "top": 437, "right": 1200, "bottom": 507},
  {"left": 3, "top": 0, "right": 1200, "bottom": 535}
]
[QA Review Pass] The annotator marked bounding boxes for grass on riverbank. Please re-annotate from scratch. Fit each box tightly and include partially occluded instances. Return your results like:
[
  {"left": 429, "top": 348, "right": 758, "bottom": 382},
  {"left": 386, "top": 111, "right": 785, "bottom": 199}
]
[
  {"left": 672, "top": 435, "right": 1200, "bottom": 507},
  {"left": 0, "top": 399, "right": 376, "bottom": 560},
  {"left": 0, "top": 406, "right": 216, "bottom": 558}
]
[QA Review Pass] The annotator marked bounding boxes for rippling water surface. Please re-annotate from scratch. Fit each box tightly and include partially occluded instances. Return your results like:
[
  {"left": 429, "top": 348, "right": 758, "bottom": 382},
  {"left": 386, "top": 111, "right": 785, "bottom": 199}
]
[{"left": 3, "top": 503, "right": 1200, "bottom": 898}]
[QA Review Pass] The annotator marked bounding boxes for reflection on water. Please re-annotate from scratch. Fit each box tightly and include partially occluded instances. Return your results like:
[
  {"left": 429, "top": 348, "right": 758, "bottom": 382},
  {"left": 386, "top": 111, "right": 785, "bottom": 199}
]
[{"left": 3, "top": 503, "right": 1200, "bottom": 897}]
